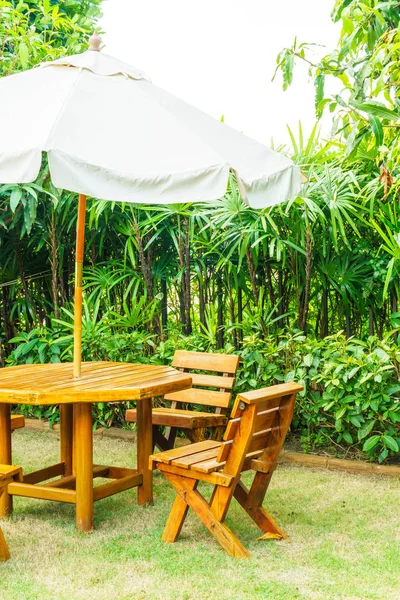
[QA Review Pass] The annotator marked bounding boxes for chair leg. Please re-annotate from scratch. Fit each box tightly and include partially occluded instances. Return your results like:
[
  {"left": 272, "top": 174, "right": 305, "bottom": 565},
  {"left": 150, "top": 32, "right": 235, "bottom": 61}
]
[
  {"left": 0, "top": 528, "right": 10, "bottom": 561},
  {"left": 162, "top": 479, "right": 198, "bottom": 543},
  {"left": 164, "top": 425, "right": 177, "bottom": 448},
  {"left": 153, "top": 426, "right": 174, "bottom": 452},
  {"left": 212, "top": 425, "right": 225, "bottom": 441},
  {"left": 234, "top": 479, "right": 288, "bottom": 540},
  {"left": 164, "top": 472, "right": 250, "bottom": 558},
  {"left": 189, "top": 427, "right": 206, "bottom": 443}
]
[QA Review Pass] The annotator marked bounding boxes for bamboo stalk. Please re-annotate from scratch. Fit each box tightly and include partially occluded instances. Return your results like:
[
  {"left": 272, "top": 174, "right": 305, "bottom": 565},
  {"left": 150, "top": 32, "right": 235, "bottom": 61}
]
[{"left": 73, "top": 194, "right": 87, "bottom": 378}]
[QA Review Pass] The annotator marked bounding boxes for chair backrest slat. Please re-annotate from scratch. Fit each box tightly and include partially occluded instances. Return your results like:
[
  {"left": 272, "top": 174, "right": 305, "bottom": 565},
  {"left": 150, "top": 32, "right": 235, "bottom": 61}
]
[
  {"left": 190, "top": 373, "right": 235, "bottom": 390},
  {"left": 165, "top": 351, "right": 240, "bottom": 411},
  {"left": 172, "top": 350, "right": 239, "bottom": 375},
  {"left": 217, "top": 383, "right": 303, "bottom": 478}
]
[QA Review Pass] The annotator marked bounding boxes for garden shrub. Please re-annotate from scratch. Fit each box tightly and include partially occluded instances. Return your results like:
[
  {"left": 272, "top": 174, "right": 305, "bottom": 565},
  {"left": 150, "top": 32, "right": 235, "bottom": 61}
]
[{"left": 7, "top": 326, "right": 400, "bottom": 463}]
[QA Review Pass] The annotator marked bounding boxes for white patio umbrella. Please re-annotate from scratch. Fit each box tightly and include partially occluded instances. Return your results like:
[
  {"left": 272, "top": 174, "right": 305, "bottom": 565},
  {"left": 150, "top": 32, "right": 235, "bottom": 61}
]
[{"left": 0, "top": 34, "right": 301, "bottom": 377}]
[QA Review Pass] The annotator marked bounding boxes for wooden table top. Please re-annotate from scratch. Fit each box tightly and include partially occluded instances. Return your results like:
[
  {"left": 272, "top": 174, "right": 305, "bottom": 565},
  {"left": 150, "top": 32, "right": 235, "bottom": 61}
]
[{"left": 0, "top": 362, "right": 192, "bottom": 405}]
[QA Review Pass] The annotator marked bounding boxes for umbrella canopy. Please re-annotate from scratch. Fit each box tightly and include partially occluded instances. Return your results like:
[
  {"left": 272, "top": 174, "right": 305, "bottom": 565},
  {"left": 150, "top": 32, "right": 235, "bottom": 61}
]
[
  {"left": 0, "top": 36, "right": 300, "bottom": 209},
  {"left": 0, "top": 34, "right": 302, "bottom": 376}
]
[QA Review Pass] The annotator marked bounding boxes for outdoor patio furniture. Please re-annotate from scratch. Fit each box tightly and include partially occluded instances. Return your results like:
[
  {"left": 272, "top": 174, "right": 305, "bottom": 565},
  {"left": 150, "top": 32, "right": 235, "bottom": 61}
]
[
  {"left": 0, "top": 362, "right": 191, "bottom": 532},
  {"left": 126, "top": 350, "right": 240, "bottom": 450},
  {"left": 0, "top": 465, "right": 22, "bottom": 561},
  {"left": 150, "top": 382, "right": 303, "bottom": 557}
]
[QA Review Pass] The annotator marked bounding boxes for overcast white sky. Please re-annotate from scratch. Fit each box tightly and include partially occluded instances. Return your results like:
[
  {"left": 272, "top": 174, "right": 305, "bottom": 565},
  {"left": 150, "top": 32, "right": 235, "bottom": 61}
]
[{"left": 100, "top": 0, "right": 340, "bottom": 147}]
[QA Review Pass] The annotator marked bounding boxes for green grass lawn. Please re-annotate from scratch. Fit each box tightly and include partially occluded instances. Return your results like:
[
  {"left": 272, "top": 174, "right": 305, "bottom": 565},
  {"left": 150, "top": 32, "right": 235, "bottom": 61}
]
[{"left": 0, "top": 429, "right": 399, "bottom": 600}]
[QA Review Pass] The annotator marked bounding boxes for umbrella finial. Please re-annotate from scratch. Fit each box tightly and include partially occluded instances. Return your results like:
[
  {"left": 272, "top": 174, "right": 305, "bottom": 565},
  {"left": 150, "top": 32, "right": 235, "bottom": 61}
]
[{"left": 88, "top": 32, "right": 102, "bottom": 52}]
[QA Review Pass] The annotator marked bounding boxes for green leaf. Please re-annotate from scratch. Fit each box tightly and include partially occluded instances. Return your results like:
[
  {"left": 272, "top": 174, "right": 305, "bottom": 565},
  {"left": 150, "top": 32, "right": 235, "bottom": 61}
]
[
  {"left": 10, "top": 188, "right": 23, "bottom": 212},
  {"left": 383, "top": 258, "right": 395, "bottom": 298},
  {"left": 358, "top": 420, "right": 375, "bottom": 441},
  {"left": 378, "top": 447, "right": 388, "bottom": 463},
  {"left": 369, "top": 115, "right": 383, "bottom": 148},
  {"left": 336, "top": 407, "right": 347, "bottom": 420},
  {"left": 283, "top": 52, "right": 294, "bottom": 91},
  {"left": 343, "top": 431, "right": 353, "bottom": 444},
  {"left": 356, "top": 101, "right": 399, "bottom": 121},
  {"left": 302, "top": 353, "right": 313, "bottom": 367},
  {"left": 363, "top": 435, "right": 380, "bottom": 452},
  {"left": 383, "top": 435, "right": 399, "bottom": 452},
  {"left": 18, "top": 42, "right": 29, "bottom": 69},
  {"left": 389, "top": 411, "right": 400, "bottom": 423},
  {"left": 314, "top": 71, "right": 325, "bottom": 117},
  {"left": 350, "top": 416, "right": 361, "bottom": 428},
  {"left": 347, "top": 367, "right": 359, "bottom": 379}
]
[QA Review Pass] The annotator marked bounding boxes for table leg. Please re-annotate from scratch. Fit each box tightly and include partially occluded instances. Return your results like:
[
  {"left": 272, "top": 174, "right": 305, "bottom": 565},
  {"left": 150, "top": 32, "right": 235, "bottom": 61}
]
[
  {"left": 74, "top": 403, "right": 93, "bottom": 532},
  {"left": 60, "top": 405, "right": 73, "bottom": 476},
  {"left": 0, "top": 403, "right": 12, "bottom": 517},
  {"left": 136, "top": 397, "right": 153, "bottom": 505}
]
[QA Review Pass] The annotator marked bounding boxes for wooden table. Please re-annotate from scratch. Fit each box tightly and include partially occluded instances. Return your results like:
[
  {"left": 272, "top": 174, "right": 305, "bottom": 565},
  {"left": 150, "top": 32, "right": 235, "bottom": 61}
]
[{"left": 0, "top": 361, "right": 191, "bottom": 531}]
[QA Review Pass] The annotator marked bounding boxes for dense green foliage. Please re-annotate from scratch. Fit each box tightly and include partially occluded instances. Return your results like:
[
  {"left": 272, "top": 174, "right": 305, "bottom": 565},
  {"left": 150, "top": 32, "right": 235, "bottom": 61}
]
[
  {"left": 8, "top": 325, "right": 400, "bottom": 463},
  {"left": 0, "top": 0, "right": 399, "bottom": 461}
]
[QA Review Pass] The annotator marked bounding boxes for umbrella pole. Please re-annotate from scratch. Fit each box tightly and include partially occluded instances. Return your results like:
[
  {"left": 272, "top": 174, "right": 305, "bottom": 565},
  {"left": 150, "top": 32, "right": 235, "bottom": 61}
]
[{"left": 73, "top": 194, "right": 87, "bottom": 378}]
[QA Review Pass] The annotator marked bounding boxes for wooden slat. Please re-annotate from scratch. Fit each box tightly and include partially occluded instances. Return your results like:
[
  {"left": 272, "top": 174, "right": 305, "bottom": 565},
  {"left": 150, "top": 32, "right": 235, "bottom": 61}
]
[
  {"left": 223, "top": 418, "right": 240, "bottom": 442},
  {"left": 250, "top": 458, "right": 276, "bottom": 473},
  {"left": 172, "top": 447, "right": 220, "bottom": 469},
  {"left": 237, "top": 383, "right": 303, "bottom": 405},
  {"left": 251, "top": 397, "right": 282, "bottom": 415},
  {"left": 190, "top": 374, "right": 235, "bottom": 390},
  {"left": 156, "top": 462, "right": 233, "bottom": 487},
  {"left": 164, "top": 388, "right": 231, "bottom": 409},
  {"left": 23, "top": 462, "right": 65, "bottom": 485},
  {"left": 8, "top": 482, "right": 76, "bottom": 504},
  {"left": 39, "top": 366, "right": 181, "bottom": 394},
  {"left": 149, "top": 440, "right": 220, "bottom": 468},
  {"left": 241, "top": 450, "right": 264, "bottom": 471},
  {"left": 247, "top": 428, "right": 274, "bottom": 454},
  {"left": 254, "top": 407, "right": 280, "bottom": 433},
  {"left": 126, "top": 407, "right": 227, "bottom": 429},
  {"left": 11, "top": 415, "right": 25, "bottom": 432},
  {"left": 0, "top": 362, "right": 115, "bottom": 386},
  {"left": 216, "top": 440, "right": 231, "bottom": 463},
  {"left": 43, "top": 465, "right": 110, "bottom": 489},
  {"left": 44, "top": 475, "right": 77, "bottom": 489},
  {"left": 93, "top": 473, "right": 142, "bottom": 501},
  {"left": 172, "top": 351, "right": 239, "bottom": 374},
  {"left": 44, "top": 364, "right": 172, "bottom": 392},
  {"left": 107, "top": 466, "right": 138, "bottom": 479},
  {"left": 190, "top": 456, "right": 226, "bottom": 474},
  {"left": 217, "top": 426, "right": 274, "bottom": 464}
]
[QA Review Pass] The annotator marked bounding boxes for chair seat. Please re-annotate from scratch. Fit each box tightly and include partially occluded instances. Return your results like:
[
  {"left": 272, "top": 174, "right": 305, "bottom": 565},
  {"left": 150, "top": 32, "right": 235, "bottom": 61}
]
[
  {"left": 150, "top": 440, "right": 225, "bottom": 473},
  {"left": 164, "top": 387, "right": 231, "bottom": 409},
  {"left": 126, "top": 407, "right": 228, "bottom": 430},
  {"left": 150, "top": 439, "right": 265, "bottom": 475},
  {"left": 11, "top": 415, "right": 25, "bottom": 432}
]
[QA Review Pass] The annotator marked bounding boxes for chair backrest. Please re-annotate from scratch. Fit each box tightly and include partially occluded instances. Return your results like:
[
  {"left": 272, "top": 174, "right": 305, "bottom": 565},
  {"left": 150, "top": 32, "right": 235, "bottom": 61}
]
[
  {"left": 216, "top": 383, "right": 303, "bottom": 478},
  {"left": 164, "top": 350, "right": 240, "bottom": 410}
]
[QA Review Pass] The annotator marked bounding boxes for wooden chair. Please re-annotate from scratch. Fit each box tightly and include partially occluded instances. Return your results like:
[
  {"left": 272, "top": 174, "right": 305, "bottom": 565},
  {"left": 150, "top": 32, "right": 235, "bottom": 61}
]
[
  {"left": 126, "top": 351, "right": 240, "bottom": 451},
  {"left": 0, "top": 464, "right": 23, "bottom": 561},
  {"left": 150, "top": 382, "right": 303, "bottom": 558}
]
